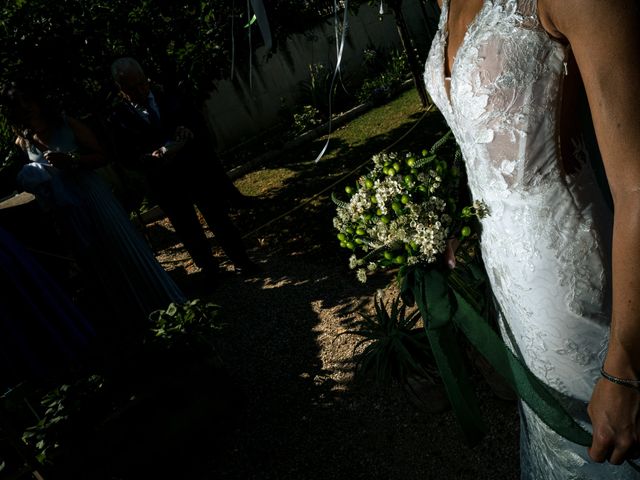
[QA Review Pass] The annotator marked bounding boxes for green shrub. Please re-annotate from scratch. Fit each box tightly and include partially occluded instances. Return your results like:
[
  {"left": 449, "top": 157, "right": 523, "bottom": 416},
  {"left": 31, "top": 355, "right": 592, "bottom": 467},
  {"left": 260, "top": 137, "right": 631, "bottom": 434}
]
[{"left": 357, "top": 49, "right": 409, "bottom": 104}]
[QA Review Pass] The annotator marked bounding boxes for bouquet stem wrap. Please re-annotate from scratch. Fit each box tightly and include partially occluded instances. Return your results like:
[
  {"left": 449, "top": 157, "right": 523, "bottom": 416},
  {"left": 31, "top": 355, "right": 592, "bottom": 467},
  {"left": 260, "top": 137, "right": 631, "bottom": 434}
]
[{"left": 400, "top": 266, "right": 592, "bottom": 447}]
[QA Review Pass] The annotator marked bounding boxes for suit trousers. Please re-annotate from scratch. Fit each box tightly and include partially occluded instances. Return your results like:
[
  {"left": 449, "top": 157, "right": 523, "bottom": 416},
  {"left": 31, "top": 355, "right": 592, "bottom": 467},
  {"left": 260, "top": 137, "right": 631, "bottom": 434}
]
[{"left": 146, "top": 154, "right": 250, "bottom": 270}]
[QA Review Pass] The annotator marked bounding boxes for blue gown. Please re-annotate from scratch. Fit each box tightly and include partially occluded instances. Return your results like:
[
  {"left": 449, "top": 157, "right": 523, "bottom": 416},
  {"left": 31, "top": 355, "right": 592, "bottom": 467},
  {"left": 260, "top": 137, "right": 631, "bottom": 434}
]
[
  {"left": 0, "top": 226, "right": 94, "bottom": 388},
  {"left": 16, "top": 119, "right": 186, "bottom": 321}
]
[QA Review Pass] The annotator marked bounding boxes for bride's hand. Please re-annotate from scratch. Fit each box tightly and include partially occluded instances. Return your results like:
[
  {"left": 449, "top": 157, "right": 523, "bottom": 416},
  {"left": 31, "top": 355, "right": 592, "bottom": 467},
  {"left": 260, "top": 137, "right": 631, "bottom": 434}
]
[
  {"left": 587, "top": 378, "right": 640, "bottom": 465},
  {"left": 444, "top": 237, "right": 460, "bottom": 269}
]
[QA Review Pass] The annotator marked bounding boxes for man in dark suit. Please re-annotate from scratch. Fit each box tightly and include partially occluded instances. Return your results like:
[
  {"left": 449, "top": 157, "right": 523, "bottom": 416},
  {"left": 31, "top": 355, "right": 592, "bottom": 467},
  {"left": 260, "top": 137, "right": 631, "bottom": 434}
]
[{"left": 107, "top": 57, "right": 257, "bottom": 277}]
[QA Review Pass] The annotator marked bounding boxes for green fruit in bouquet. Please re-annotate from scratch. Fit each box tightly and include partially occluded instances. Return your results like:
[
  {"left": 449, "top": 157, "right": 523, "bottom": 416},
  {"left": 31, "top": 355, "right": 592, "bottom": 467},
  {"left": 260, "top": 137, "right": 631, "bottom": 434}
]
[
  {"left": 355, "top": 238, "right": 364, "bottom": 244},
  {"left": 337, "top": 232, "right": 347, "bottom": 242},
  {"left": 340, "top": 241, "right": 347, "bottom": 248},
  {"left": 392, "top": 162, "right": 401, "bottom": 172},
  {"left": 383, "top": 251, "right": 394, "bottom": 260},
  {"left": 386, "top": 168, "right": 396, "bottom": 177},
  {"left": 406, "top": 157, "right": 416, "bottom": 167},
  {"left": 345, "top": 185, "right": 354, "bottom": 194},
  {"left": 418, "top": 185, "right": 428, "bottom": 193},
  {"left": 401, "top": 194, "right": 410, "bottom": 205},
  {"left": 394, "top": 255, "right": 406, "bottom": 265},
  {"left": 421, "top": 149, "right": 428, "bottom": 156},
  {"left": 461, "top": 226, "right": 471, "bottom": 237},
  {"left": 410, "top": 168, "right": 418, "bottom": 175},
  {"left": 364, "top": 178, "right": 374, "bottom": 189},
  {"left": 356, "top": 228, "right": 365, "bottom": 235},
  {"left": 346, "top": 227, "right": 354, "bottom": 234},
  {"left": 346, "top": 241, "right": 356, "bottom": 250},
  {"left": 461, "top": 206, "right": 472, "bottom": 217},
  {"left": 364, "top": 213, "right": 373, "bottom": 221},
  {"left": 371, "top": 196, "right": 378, "bottom": 204},
  {"left": 376, "top": 208, "right": 383, "bottom": 216},
  {"left": 404, "top": 174, "right": 414, "bottom": 185},
  {"left": 381, "top": 215, "right": 390, "bottom": 224},
  {"left": 391, "top": 202, "right": 402, "bottom": 213}
]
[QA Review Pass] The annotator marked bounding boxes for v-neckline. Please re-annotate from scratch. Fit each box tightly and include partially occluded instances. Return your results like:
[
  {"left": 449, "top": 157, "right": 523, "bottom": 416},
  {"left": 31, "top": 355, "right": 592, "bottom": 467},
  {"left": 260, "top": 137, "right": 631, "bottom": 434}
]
[{"left": 442, "top": 0, "right": 489, "bottom": 106}]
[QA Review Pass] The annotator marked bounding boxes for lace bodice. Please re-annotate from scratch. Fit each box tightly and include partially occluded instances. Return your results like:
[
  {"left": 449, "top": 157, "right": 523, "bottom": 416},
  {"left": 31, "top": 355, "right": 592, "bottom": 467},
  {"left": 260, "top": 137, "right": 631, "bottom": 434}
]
[
  {"left": 426, "top": 0, "right": 567, "bottom": 196},
  {"left": 423, "top": 1, "right": 634, "bottom": 478}
]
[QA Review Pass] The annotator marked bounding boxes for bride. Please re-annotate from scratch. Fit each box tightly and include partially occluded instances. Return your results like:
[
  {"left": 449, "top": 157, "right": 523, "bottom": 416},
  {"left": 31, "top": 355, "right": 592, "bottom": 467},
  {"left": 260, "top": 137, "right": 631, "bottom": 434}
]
[{"left": 424, "top": 0, "right": 640, "bottom": 477}]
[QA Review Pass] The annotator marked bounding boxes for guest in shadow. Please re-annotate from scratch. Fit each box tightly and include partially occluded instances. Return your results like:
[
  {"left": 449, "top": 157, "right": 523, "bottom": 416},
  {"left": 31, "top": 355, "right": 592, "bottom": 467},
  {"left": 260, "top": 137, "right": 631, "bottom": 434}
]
[
  {"left": 0, "top": 82, "right": 186, "bottom": 327},
  {"left": 108, "top": 57, "right": 259, "bottom": 278}
]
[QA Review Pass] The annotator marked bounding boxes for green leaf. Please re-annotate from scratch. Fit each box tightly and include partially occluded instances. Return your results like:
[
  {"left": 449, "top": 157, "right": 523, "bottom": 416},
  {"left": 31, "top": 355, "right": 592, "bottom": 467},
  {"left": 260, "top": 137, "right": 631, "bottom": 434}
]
[{"left": 244, "top": 13, "right": 257, "bottom": 28}]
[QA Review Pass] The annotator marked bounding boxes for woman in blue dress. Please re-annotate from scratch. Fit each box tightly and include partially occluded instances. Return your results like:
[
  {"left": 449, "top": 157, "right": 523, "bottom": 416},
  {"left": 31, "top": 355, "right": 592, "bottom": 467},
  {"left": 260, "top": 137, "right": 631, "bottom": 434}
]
[
  {"left": 0, "top": 225, "right": 94, "bottom": 389},
  {"left": 1, "top": 84, "right": 185, "bottom": 324}
]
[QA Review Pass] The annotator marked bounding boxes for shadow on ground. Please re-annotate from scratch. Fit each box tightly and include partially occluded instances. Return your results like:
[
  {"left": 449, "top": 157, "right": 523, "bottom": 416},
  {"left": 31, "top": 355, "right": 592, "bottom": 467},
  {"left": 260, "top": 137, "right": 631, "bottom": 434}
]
[{"left": 152, "top": 106, "right": 521, "bottom": 479}]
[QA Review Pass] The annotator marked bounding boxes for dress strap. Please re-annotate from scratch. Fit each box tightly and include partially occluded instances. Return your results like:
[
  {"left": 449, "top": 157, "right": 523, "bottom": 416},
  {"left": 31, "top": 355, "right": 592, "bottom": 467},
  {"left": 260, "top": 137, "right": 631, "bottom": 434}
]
[{"left": 438, "top": 0, "right": 450, "bottom": 31}]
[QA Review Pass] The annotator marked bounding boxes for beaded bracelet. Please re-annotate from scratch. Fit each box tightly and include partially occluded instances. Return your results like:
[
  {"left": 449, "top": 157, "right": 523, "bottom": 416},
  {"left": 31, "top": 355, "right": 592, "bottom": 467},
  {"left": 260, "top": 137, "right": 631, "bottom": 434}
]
[{"left": 600, "top": 366, "right": 640, "bottom": 391}]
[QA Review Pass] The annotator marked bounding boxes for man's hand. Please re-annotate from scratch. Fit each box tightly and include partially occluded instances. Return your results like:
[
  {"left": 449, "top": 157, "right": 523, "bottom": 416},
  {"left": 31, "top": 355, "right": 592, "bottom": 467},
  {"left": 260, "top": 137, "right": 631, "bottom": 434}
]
[{"left": 151, "top": 148, "right": 166, "bottom": 159}]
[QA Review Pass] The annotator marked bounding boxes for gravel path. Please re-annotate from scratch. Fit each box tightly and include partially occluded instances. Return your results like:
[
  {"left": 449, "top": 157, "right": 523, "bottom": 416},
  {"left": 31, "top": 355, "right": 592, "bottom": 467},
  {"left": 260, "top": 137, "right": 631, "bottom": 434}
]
[{"left": 151, "top": 199, "right": 520, "bottom": 479}]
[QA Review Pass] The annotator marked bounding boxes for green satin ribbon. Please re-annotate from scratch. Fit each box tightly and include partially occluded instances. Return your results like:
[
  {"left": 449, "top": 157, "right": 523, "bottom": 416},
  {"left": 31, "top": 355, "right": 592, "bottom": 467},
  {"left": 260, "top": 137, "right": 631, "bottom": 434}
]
[{"left": 400, "top": 265, "right": 592, "bottom": 447}]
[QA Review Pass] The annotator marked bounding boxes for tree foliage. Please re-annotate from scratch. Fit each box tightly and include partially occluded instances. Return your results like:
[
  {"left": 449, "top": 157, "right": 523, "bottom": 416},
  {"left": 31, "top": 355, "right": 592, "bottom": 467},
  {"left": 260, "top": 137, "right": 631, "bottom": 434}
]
[
  {"left": 0, "top": 0, "right": 347, "bottom": 194},
  {"left": 0, "top": 0, "right": 340, "bottom": 116}
]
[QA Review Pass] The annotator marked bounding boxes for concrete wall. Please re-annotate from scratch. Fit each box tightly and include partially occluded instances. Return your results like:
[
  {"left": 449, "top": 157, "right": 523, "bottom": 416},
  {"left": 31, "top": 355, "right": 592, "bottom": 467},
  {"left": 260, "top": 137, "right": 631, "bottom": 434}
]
[{"left": 204, "top": 2, "right": 438, "bottom": 151}]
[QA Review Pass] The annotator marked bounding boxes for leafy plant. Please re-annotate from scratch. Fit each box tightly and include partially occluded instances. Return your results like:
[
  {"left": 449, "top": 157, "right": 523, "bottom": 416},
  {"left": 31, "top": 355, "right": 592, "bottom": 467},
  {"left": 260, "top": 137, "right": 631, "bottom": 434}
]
[
  {"left": 21, "top": 375, "right": 106, "bottom": 464},
  {"left": 291, "top": 104, "right": 324, "bottom": 136},
  {"left": 347, "top": 294, "right": 435, "bottom": 387},
  {"left": 357, "top": 49, "right": 410, "bottom": 104},
  {"left": 297, "top": 63, "right": 334, "bottom": 117},
  {"left": 147, "top": 299, "right": 223, "bottom": 350}
]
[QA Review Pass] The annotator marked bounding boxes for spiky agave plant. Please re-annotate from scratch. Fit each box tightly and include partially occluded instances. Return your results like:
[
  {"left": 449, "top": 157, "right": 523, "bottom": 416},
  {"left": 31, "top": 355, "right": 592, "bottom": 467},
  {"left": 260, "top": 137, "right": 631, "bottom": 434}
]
[{"left": 348, "top": 294, "right": 436, "bottom": 388}]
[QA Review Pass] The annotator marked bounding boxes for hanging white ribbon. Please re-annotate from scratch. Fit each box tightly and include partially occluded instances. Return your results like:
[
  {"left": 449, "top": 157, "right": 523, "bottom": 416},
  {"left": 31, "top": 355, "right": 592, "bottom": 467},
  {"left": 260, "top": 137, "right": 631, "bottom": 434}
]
[
  {"left": 250, "top": 0, "right": 272, "bottom": 50},
  {"left": 314, "top": 0, "right": 350, "bottom": 163}
]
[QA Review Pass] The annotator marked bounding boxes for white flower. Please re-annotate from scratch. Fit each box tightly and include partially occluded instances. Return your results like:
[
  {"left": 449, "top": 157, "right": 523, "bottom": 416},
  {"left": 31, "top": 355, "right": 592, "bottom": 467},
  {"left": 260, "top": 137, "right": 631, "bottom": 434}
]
[
  {"left": 473, "top": 199, "right": 490, "bottom": 219},
  {"left": 356, "top": 268, "right": 368, "bottom": 283}
]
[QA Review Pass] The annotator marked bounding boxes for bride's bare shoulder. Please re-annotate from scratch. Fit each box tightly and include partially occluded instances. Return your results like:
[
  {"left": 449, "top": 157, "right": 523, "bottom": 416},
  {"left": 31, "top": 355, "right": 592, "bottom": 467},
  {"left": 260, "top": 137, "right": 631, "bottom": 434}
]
[{"left": 539, "top": 0, "right": 639, "bottom": 41}]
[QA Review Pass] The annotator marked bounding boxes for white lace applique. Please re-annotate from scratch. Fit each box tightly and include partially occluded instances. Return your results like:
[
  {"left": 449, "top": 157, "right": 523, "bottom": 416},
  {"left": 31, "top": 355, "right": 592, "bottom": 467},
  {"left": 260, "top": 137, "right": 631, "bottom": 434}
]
[{"left": 425, "top": 0, "right": 622, "bottom": 478}]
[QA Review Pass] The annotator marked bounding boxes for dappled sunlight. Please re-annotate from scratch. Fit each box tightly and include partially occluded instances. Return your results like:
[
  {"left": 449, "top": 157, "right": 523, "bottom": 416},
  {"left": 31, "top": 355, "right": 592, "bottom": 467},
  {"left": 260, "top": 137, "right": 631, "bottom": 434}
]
[{"left": 235, "top": 167, "right": 298, "bottom": 197}]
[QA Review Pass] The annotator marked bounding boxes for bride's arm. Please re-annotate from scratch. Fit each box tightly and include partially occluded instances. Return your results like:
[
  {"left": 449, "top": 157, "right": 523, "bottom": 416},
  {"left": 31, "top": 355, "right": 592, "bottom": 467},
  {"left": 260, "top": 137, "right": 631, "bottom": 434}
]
[{"left": 542, "top": 0, "right": 640, "bottom": 465}]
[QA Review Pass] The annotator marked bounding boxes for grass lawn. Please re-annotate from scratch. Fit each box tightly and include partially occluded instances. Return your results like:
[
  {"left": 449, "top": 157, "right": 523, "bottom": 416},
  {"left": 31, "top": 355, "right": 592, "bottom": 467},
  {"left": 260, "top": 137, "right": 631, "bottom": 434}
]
[
  {"left": 234, "top": 89, "right": 449, "bottom": 199},
  {"left": 232, "top": 89, "right": 451, "bottom": 258}
]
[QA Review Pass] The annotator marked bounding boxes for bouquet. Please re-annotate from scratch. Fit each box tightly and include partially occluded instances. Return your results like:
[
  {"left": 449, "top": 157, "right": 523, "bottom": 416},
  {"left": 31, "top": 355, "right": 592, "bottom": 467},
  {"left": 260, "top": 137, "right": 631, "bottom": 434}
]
[
  {"left": 334, "top": 132, "right": 594, "bottom": 448},
  {"left": 333, "top": 132, "right": 487, "bottom": 283}
]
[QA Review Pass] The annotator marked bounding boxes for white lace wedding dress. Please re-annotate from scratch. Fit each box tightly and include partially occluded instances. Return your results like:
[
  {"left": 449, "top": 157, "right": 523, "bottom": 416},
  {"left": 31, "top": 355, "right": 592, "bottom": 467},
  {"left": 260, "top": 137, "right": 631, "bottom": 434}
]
[{"left": 424, "top": 0, "right": 638, "bottom": 478}]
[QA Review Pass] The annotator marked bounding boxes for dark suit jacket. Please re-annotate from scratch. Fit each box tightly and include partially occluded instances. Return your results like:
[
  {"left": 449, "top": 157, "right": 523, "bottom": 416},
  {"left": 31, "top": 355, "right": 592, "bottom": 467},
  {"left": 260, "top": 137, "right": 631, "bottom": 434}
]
[
  {"left": 107, "top": 87, "right": 213, "bottom": 172},
  {"left": 107, "top": 86, "right": 237, "bottom": 206}
]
